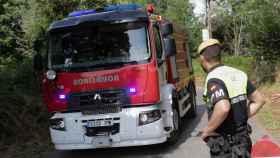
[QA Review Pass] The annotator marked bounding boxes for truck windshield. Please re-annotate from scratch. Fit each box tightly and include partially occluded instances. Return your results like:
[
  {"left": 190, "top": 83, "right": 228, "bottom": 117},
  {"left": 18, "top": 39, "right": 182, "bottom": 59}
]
[{"left": 48, "top": 22, "right": 150, "bottom": 71}]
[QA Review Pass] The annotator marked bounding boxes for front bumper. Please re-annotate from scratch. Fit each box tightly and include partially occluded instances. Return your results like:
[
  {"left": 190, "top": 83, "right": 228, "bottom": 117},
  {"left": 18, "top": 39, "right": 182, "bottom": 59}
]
[{"left": 50, "top": 105, "right": 167, "bottom": 150}]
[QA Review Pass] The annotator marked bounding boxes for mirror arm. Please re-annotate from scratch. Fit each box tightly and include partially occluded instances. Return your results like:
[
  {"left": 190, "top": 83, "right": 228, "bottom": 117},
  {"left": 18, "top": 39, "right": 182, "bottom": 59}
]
[
  {"left": 191, "top": 53, "right": 198, "bottom": 59},
  {"left": 157, "top": 59, "right": 165, "bottom": 66}
]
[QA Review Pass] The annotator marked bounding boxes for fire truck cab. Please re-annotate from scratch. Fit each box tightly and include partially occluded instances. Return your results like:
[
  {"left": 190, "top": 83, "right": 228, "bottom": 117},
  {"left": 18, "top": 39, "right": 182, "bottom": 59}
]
[{"left": 34, "top": 4, "right": 197, "bottom": 150}]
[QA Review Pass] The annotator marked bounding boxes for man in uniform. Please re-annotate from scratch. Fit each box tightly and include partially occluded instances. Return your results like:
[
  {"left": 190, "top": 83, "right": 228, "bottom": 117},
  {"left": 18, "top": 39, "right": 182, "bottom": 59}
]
[{"left": 197, "top": 39, "right": 266, "bottom": 158}]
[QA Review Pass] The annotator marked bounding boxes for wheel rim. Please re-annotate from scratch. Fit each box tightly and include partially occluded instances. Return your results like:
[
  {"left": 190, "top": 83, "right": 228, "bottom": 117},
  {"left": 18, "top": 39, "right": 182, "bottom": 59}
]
[{"left": 173, "top": 108, "right": 179, "bottom": 130}]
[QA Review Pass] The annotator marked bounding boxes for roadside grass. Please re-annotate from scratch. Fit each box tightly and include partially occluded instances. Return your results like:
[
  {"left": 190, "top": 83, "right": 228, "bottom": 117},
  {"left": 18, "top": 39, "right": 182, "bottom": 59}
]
[{"left": 257, "top": 83, "right": 280, "bottom": 141}]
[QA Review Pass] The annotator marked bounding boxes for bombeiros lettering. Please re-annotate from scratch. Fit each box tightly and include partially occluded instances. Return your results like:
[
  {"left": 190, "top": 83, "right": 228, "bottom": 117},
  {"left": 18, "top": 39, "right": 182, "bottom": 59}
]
[{"left": 73, "top": 74, "right": 119, "bottom": 86}]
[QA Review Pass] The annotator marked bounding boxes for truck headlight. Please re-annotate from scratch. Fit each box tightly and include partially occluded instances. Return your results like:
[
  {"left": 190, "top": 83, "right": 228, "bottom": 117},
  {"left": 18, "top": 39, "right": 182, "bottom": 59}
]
[
  {"left": 50, "top": 118, "right": 65, "bottom": 131},
  {"left": 139, "top": 109, "right": 161, "bottom": 126},
  {"left": 46, "top": 70, "right": 56, "bottom": 80}
]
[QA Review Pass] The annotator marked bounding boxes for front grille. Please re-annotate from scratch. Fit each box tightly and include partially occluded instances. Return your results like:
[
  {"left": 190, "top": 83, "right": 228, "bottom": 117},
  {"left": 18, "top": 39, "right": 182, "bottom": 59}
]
[
  {"left": 82, "top": 104, "right": 122, "bottom": 115},
  {"left": 68, "top": 89, "right": 130, "bottom": 113}
]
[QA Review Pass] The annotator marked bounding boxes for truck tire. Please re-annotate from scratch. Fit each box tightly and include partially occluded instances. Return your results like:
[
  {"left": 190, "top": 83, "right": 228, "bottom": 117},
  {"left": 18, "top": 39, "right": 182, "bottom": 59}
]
[
  {"left": 188, "top": 83, "right": 197, "bottom": 118},
  {"left": 167, "top": 98, "right": 181, "bottom": 144}
]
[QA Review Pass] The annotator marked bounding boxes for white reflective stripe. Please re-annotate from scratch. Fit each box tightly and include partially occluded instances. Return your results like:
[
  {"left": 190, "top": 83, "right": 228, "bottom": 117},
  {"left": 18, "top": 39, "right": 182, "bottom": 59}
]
[{"left": 231, "top": 95, "right": 247, "bottom": 104}]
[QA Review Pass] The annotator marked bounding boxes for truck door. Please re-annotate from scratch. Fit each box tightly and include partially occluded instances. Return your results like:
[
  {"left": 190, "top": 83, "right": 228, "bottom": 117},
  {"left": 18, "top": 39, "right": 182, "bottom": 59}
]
[{"left": 153, "top": 25, "right": 167, "bottom": 87}]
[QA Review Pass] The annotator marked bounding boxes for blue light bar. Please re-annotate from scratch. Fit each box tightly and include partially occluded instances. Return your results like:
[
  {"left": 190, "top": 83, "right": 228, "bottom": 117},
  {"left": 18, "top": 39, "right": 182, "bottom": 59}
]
[
  {"left": 68, "top": 4, "right": 141, "bottom": 17},
  {"left": 68, "top": 9, "right": 96, "bottom": 17},
  {"left": 105, "top": 4, "right": 141, "bottom": 12}
]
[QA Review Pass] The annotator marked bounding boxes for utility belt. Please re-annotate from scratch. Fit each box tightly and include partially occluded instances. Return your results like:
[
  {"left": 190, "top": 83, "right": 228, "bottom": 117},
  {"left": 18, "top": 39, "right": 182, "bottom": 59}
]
[
  {"left": 222, "top": 124, "right": 252, "bottom": 144},
  {"left": 206, "top": 124, "right": 252, "bottom": 157},
  {"left": 207, "top": 128, "right": 250, "bottom": 148}
]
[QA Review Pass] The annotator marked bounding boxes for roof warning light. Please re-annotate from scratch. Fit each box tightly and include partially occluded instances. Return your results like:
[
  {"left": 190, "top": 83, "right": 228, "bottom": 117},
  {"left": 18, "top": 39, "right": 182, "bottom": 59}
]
[{"left": 68, "top": 4, "right": 141, "bottom": 17}]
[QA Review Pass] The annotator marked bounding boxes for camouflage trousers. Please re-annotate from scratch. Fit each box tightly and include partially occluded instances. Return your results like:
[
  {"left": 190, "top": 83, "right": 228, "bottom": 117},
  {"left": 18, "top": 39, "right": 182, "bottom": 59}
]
[{"left": 206, "top": 132, "right": 252, "bottom": 158}]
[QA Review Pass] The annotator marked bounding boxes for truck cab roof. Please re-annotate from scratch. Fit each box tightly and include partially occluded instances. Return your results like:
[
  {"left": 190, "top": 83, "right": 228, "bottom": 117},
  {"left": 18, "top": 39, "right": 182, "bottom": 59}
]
[{"left": 48, "top": 4, "right": 149, "bottom": 33}]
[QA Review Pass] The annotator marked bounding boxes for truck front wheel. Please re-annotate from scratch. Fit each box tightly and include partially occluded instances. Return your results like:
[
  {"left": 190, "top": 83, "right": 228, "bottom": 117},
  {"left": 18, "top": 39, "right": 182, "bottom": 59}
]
[
  {"left": 188, "top": 83, "right": 197, "bottom": 118},
  {"left": 166, "top": 100, "right": 181, "bottom": 144}
]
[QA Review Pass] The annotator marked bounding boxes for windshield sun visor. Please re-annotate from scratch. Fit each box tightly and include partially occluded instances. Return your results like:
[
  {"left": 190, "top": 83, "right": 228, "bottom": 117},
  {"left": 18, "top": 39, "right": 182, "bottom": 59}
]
[{"left": 48, "top": 10, "right": 148, "bottom": 33}]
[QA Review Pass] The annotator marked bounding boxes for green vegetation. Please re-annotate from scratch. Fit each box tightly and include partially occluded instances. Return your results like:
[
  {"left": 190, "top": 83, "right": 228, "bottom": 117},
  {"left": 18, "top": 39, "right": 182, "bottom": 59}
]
[
  {"left": 193, "top": 56, "right": 254, "bottom": 81},
  {"left": 258, "top": 108, "right": 280, "bottom": 130},
  {"left": 0, "top": 59, "right": 52, "bottom": 158},
  {"left": 223, "top": 56, "right": 254, "bottom": 77},
  {"left": 257, "top": 83, "right": 280, "bottom": 141},
  {"left": 211, "top": 0, "right": 280, "bottom": 83}
]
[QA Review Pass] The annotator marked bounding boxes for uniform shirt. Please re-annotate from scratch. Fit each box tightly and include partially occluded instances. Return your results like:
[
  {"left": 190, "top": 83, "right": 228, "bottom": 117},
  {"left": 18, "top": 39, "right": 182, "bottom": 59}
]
[{"left": 206, "top": 65, "right": 256, "bottom": 134}]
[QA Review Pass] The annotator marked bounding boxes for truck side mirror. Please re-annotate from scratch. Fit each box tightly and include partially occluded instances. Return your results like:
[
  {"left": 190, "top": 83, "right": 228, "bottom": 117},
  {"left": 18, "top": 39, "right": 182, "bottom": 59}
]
[
  {"left": 161, "top": 22, "right": 174, "bottom": 37},
  {"left": 33, "top": 53, "right": 43, "bottom": 72},
  {"left": 164, "top": 37, "right": 176, "bottom": 57}
]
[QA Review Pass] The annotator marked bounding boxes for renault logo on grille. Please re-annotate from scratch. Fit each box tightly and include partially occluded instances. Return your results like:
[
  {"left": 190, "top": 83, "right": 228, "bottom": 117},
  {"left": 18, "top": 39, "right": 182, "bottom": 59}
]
[{"left": 94, "top": 94, "right": 102, "bottom": 101}]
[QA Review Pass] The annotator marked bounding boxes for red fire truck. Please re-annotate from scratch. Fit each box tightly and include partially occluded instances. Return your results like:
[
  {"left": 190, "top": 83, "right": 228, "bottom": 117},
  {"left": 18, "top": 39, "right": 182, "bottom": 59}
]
[{"left": 33, "top": 4, "right": 197, "bottom": 150}]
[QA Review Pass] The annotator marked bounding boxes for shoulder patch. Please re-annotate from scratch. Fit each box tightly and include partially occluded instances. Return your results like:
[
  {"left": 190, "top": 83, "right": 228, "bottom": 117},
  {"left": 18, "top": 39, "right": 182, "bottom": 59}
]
[
  {"left": 210, "top": 85, "right": 217, "bottom": 91},
  {"left": 214, "top": 89, "right": 225, "bottom": 98}
]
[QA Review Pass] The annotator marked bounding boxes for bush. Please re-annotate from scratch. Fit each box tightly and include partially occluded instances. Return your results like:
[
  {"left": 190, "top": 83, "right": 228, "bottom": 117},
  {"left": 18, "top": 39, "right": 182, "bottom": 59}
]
[
  {"left": 193, "top": 55, "right": 254, "bottom": 78},
  {"left": 223, "top": 56, "right": 254, "bottom": 76},
  {"left": 0, "top": 58, "right": 52, "bottom": 158}
]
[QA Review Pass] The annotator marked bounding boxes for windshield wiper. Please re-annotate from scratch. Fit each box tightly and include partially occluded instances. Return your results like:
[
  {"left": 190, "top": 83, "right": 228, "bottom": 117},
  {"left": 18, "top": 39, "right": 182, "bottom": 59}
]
[
  {"left": 53, "top": 60, "right": 139, "bottom": 72},
  {"left": 85, "top": 60, "right": 138, "bottom": 69},
  {"left": 107, "top": 60, "right": 138, "bottom": 66}
]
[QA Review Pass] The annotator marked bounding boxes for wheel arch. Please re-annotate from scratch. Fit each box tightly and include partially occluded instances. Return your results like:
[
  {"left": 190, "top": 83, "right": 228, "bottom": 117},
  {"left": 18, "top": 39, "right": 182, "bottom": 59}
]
[
  {"left": 160, "top": 84, "right": 179, "bottom": 134},
  {"left": 188, "top": 80, "right": 196, "bottom": 96}
]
